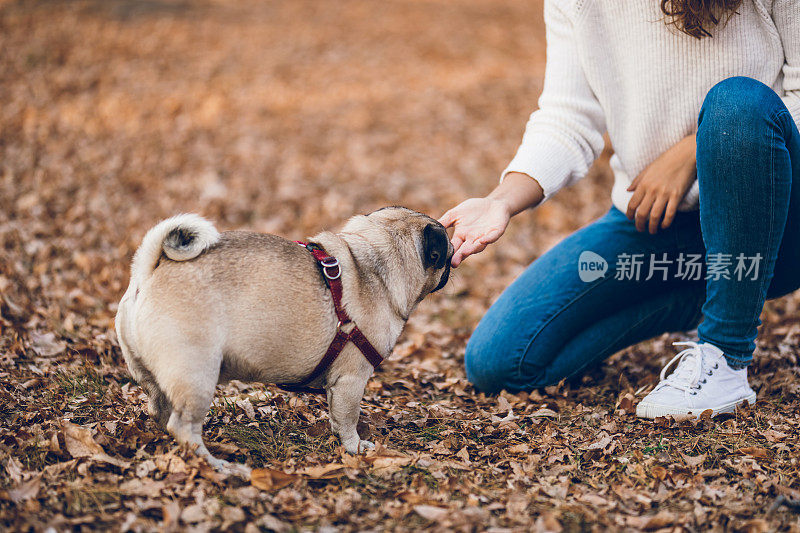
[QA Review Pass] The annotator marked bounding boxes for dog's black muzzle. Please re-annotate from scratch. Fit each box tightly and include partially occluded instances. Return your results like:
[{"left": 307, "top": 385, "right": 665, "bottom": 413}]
[{"left": 431, "top": 261, "right": 451, "bottom": 293}]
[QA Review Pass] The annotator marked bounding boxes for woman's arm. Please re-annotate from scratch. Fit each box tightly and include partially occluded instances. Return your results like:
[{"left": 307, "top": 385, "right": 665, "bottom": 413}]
[
  {"left": 488, "top": 171, "right": 546, "bottom": 217},
  {"left": 503, "top": 0, "right": 606, "bottom": 199},
  {"left": 441, "top": 0, "right": 606, "bottom": 266}
]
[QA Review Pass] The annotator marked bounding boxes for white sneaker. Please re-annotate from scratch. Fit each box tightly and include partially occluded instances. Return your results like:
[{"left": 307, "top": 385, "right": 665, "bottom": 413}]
[{"left": 636, "top": 341, "right": 756, "bottom": 419}]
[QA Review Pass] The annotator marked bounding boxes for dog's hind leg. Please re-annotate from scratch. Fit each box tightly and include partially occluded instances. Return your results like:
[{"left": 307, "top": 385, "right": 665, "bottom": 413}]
[
  {"left": 327, "top": 374, "right": 374, "bottom": 454},
  {"left": 129, "top": 358, "right": 173, "bottom": 428},
  {"left": 118, "top": 327, "right": 173, "bottom": 428},
  {"left": 162, "top": 352, "right": 251, "bottom": 477}
]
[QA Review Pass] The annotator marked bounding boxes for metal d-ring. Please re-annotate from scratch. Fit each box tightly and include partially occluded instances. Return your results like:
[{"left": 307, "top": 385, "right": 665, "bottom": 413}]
[{"left": 321, "top": 257, "right": 341, "bottom": 280}]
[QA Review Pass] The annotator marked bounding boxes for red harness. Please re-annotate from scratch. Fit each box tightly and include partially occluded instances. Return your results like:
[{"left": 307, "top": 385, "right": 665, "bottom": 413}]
[{"left": 277, "top": 241, "right": 384, "bottom": 394}]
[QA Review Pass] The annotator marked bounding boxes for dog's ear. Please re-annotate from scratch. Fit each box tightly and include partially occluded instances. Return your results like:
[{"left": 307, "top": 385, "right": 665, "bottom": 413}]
[{"left": 421, "top": 223, "right": 449, "bottom": 270}]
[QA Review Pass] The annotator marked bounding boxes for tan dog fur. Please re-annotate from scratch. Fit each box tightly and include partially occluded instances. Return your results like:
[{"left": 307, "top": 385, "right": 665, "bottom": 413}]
[{"left": 115, "top": 207, "right": 452, "bottom": 475}]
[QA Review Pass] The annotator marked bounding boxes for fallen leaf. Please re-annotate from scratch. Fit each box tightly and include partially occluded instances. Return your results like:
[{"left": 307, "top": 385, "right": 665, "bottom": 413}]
[
  {"left": 584, "top": 433, "right": 614, "bottom": 451},
  {"left": 181, "top": 503, "right": 207, "bottom": 523},
  {"left": 414, "top": 505, "right": 449, "bottom": 521},
  {"left": 456, "top": 446, "right": 471, "bottom": 464},
  {"left": 62, "top": 421, "right": 104, "bottom": 458},
  {"left": 251, "top": 468, "right": 298, "bottom": 490},
  {"left": 644, "top": 510, "right": 676, "bottom": 530},
  {"left": 61, "top": 421, "right": 130, "bottom": 468},
  {"left": 680, "top": 452, "right": 706, "bottom": 468},
  {"left": 256, "top": 515, "right": 292, "bottom": 533},
  {"left": 738, "top": 447, "right": 769, "bottom": 459},
  {"left": 492, "top": 408, "right": 518, "bottom": 425},
  {"left": 370, "top": 455, "right": 413, "bottom": 473},
  {"left": 5, "top": 457, "right": 23, "bottom": 484},
  {"left": 616, "top": 393, "right": 635, "bottom": 412},
  {"left": 30, "top": 331, "right": 67, "bottom": 357},
  {"left": 530, "top": 408, "right": 558, "bottom": 419},
  {"left": 5, "top": 477, "right": 40, "bottom": 503},
  {"left": 758, "top": 429, "right": 788, "bottom": 442},
  {"left": 741, "top": 519, "right": 769, "bottom": 533},
  {"left": 297, "top": 463, "right": 348, "bottom": 479},
  {"left": 119, "top": 478, "right": 167, "bottom": 496},
  {"left": 508, "top": 443, "right": 530, "bottom": 454},
  {"left": 535, "top": 511, "right": 563, "bottom": 532},
  {"left": 650, "top": 466, "right": 667, "bottom": 481},
  {"left": 162, "top": 500, "right": 181, "bottom": 529}
]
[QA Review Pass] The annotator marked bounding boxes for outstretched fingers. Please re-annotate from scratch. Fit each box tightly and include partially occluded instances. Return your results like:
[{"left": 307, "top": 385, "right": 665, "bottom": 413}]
[
  {"left": 451, "top": 236, "right": 487, "bottom": 267},
  {"left": 438, "top": 209, "right": 457, "bottom": 228}
]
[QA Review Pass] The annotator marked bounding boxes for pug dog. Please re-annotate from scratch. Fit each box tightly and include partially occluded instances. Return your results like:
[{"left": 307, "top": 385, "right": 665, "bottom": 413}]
[{"left": 115, "top": 207, "right": 452, "bottom": 474}]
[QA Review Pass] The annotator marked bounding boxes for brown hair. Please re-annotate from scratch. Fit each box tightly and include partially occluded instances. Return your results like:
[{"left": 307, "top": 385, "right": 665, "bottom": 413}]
[{"left": 660, "top": 0, "right": 743, "bottom": 38}]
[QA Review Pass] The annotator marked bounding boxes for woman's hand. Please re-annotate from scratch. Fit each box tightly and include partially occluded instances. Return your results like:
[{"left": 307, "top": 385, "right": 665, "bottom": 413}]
[
  {"left": 626, "top": 134, "right": 697, "bottom": 233},
  {"left": 440, "top": 172, "right": 545, "bottom": 267},
  {"left": 439, "top": 197, "right": 511, "bottom": 267}
]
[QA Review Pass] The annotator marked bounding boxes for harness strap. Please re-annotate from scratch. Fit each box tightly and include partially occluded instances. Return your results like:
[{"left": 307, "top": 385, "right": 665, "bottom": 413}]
[
  {"left": 277, "top": 241, "right": 384, "bottom": 394},
  {"left": 303, "top": 244, "right": 350, "bottom": 324},
  {"left": 350, "top": 328, "right": 384, "bottom": 368}
]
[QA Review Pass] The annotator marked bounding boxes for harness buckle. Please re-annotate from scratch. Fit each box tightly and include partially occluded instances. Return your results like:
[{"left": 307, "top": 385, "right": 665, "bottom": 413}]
[
  {"left": 336, "top": 320, "right": 354, "bottom": 334},
  {"left": 321, "top": 257, "right": 341, "bottom": 280}
]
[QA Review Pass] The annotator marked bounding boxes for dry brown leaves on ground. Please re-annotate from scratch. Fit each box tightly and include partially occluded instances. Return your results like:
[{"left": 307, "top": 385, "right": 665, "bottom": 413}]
[{"left": 2, "top": 0, "right": 800, "bottom": 531}]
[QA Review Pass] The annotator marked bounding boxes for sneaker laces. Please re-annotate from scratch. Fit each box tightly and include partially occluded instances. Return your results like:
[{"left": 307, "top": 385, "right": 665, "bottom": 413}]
[{"left": 654, "top": 341, "right": 716, "bottom": 398}]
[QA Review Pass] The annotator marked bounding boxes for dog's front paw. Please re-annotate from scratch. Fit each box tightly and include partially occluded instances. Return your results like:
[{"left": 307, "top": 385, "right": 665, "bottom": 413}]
[
  {"left": 358, "top": 440, "right": 375, "bottom": 453},
  {"left": 202, "top": 455, "right": 252, "bottom": 478},
  {"left": 221, "top": 462, "right": 252, "bottom": 479},
  {"left": 343, "top": 439, "right": 375, "bottom": 454}
]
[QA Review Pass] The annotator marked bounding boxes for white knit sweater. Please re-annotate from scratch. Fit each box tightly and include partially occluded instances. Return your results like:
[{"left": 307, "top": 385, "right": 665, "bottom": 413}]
[{"left": 503, "top": 0, "right": 800, "bottom": 212}]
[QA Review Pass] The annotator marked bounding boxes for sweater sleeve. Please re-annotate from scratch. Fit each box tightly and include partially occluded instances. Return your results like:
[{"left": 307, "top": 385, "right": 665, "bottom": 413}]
[
  {"left": 501, "top": 0, "right": 606, "bottom": 200},
  {"left": 773, "top": 0, "right": 800, "bottom": 129}
]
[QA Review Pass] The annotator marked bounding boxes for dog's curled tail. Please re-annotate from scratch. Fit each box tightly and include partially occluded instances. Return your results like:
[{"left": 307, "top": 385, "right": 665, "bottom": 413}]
[{"left": 130, "top": 214, "right": 220, "bottom": 286}]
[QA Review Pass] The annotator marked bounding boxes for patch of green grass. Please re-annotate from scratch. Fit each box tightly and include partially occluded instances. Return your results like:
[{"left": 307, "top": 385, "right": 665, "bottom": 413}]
[
  {"left": 209, "top": 395, "right": 238, "bottom": 418},
  {"left": 220, "top": 414, "right": 338, "bottom": 467},
  {"left": 409, "top": 421, "right": 450, "bottom": 443},
  {"left": 15, "top": 436, "right": 52, "bottom": 473},
  {"left": 642, "top": 443, "right": 669, "bottom": 455},
  {"left": 47, "top": 365, "right": 110, "bottom": 425},
  {"left": 640, "top": 434, "right": 677, "bottom": 455},
  {"left": 223, "top": 424, "right": 279, "bottom": 466},
  {"left": 63, "top": 485, "right": 122, "bottom": 517},
  {"left": 53, "top": 366, "right": 108, "bottom": 400}
]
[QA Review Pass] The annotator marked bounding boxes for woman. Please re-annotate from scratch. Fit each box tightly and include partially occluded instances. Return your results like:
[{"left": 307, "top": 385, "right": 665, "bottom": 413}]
[{"left": 441, "top": 0, "right": 799, "bottom": 418}]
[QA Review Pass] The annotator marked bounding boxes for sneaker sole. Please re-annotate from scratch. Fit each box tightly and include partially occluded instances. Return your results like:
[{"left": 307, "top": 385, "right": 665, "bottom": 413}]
[{"left": 635, "top": 392, "right": 756, "bottom": 419}]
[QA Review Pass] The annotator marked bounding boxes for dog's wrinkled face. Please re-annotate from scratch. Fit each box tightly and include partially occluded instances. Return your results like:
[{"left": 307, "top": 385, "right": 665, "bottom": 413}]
[
  {"left": 356, "top": 206, "right": 453, "bottom": 295},
  {"left": 420, "top": 222, "right": 451, "bottom": 292}
]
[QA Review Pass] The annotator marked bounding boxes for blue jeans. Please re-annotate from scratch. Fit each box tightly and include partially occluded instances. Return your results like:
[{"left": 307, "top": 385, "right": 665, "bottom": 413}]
[{"left": 466, "top": 77, "right": 800, "bottom": 393}]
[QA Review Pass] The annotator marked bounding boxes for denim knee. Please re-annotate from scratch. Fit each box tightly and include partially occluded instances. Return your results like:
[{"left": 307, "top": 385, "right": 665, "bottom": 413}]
[
  {"left": 464, "top": 317, "right": 518, "bottom": 394},
  {"left": 465, "top": 301, "right": 561, "bottom": 393},
  {"left": 698, "top": 77, "right": 785, "bottom": 158}
]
